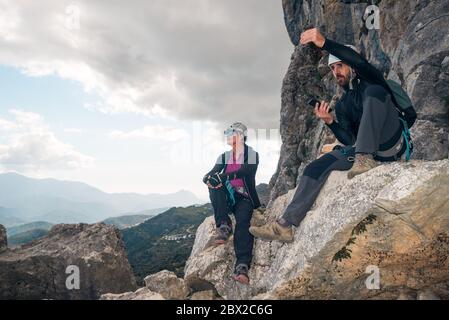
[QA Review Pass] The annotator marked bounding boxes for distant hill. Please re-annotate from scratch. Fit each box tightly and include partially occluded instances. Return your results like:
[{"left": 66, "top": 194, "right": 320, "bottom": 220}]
[
  {"left": 121, "top": 204, "right": 213, "bottom": 284},
  {"left": 102, "top": 207, "right": 169, "bottom": 229},
  {"left": 0, "top": 172, "right": 202, "bottom": 224},
  {"left": 103, "top": 215, "right": 153, "bottom": 230},
  {"left": 0, "top": 207, "right": 26, "bottom": 228},
  {"left": 6, "top": 221, "right": 53, "bottom": 237},
  {"left": 8, "top": 229, "right": 49, "bottom": 246}
]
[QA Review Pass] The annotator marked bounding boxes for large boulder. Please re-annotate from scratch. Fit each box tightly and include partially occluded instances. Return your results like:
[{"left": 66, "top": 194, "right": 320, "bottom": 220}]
[
  {"left": 0, "top": 223, "right": 137, "bottom": 299},
  {"left": 185, "top": 160, "right": 449, "bottom": 299},
  {"left": 270, "top": 0, "right": 449, "bottom": 203},
  {"left": 144, "top": 270, "right": 190, "bottom": 300},
  {"left": 101, "top": 270, "right": 195, "bottom": 300}
]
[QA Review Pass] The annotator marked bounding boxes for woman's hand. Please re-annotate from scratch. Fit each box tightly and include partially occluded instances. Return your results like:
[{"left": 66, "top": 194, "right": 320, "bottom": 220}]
[
  {"left": 207, "top": 181, "right": 223, "bottom": 189},
  {"left": 314, "top": 101, "right": 333, "bottom": 125},
  {"left": 206, "top": 174, "right": 223, "bottom": 189},
  {"left": 300, "top": 28, "right": 326, "bottom": 48}
]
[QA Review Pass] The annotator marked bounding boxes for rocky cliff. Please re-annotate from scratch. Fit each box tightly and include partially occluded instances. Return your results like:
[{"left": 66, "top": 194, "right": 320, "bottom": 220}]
[
  {"left": 269, "top": 0, "right": 449, "bottom": 202},
  {"left": 0, "top": 223, "right": 137, "bottom": 299},
  {"left": 185, "top": 159, "right": 449, "bottom": 299}
]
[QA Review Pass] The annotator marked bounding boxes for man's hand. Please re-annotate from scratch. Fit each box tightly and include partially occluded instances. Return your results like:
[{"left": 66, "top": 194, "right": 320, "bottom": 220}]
[
  {"left": 314, "top": 101, "right": 333, "bottom": 125},
  {"left": 300, "top": 28, "right": 325, "bottom": 48}
]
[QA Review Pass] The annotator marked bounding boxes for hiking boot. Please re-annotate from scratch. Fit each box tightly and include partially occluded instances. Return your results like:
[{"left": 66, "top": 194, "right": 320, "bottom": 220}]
[
  {"left": 233, "top": 263, "right": 250, "bottom": 285},
  {"left": 250, "top": 207, "right": 266, "bottom": 227},
  {"left": 347, "top": 153, "right": 379, "bottom": 179},
  {"left": 249, "top": 221, "right": 294, "bottom": 243},
  {"left": 214, "top": 224, "right": 232, "bottom": 245}
]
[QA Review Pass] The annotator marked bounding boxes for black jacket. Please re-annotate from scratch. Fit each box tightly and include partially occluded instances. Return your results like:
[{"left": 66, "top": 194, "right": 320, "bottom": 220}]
[
  {"left": 203, "top": 144, "right": 261, "bottom": 209},
  {"left": 322, "top": 39, "right": 416, "bottom": 145}
]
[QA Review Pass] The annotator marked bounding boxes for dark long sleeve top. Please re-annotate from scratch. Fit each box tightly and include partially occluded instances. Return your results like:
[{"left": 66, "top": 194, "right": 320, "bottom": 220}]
[
  {"left": 203, "top": 144, "right": 261, "bottom": 209},
  {"left": 321, "top": 38, "right": 388, "bottom": 146}
]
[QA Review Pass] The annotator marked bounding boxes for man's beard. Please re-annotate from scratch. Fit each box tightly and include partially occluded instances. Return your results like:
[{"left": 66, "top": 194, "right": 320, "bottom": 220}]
[{"left": 337, "top": 75, "right": 350, "bottom": 87}]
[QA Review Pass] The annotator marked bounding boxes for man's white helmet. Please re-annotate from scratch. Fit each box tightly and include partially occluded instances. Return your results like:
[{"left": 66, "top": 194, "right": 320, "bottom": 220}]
[{"left": 328, "top": 45, "right": 358, "bottom": 66}]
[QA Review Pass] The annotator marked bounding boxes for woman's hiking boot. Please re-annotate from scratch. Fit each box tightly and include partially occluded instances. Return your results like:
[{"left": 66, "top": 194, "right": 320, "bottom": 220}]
[{"left": 233, "top": 263, "right": 250, "bottom": 285}]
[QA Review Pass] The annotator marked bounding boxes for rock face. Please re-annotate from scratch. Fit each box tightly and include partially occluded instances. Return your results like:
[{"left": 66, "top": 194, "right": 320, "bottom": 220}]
[
  {"left": 185, "top": 160, "right": 449, "bottom": 299},
  {"left": 0, "top": 223, "right": 137, "bottom": 300},
  {"left": 255, "top": 183, "right": 270, "bottom": 207},
  {"left": 270, "top": 0, "right": 449, "bottom": 202},
  {"left": 0, "top": 225, "right": 6, "bottom": 252}
]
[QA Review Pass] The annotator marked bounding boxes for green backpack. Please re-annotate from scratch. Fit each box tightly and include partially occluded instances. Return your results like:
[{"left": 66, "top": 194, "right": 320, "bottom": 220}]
[
  {"left": 385, "top": 80, "right": 416, "bottom": 161},
  {"left": 385, "top": 79, "right": 417, "bottom": 129}
]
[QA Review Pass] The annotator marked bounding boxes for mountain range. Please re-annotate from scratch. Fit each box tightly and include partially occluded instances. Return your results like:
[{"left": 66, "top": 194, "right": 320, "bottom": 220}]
[{"left": 0, "top": 172, "right": 203, "bottom": 225}]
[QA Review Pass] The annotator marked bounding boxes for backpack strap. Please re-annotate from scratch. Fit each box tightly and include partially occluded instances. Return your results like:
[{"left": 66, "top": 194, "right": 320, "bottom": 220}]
[
  {"left": 399, "top": 118, "right": 413, "bottom": 161},
  {"left": 225, "top": 180, "right": 236, "bottom": 207}
]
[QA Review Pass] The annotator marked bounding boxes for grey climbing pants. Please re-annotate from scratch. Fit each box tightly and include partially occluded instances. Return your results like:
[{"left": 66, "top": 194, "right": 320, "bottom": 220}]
[
  {"left": 282, "top": 85, "right": 404, "bottom": 227},
  {"left": 355, "top": 85, "right": 402, "bottom": 155}
]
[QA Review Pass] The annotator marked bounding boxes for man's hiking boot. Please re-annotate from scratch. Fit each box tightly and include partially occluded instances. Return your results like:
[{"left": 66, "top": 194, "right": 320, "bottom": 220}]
[
  {"left": 233, "top": 264, "right": 250, "bottom": 285},
  {"left": 249, "top": 221, "right": 294, "bottom": 243},
  {"left": 347, "top": 153, "right": 379, "bottom": 179},
  {"left": 250, "top": 207, "right": 266, "bottom": 227}
]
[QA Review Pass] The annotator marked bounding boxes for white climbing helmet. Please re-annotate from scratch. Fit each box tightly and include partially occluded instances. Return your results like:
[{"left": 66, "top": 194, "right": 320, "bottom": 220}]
[
  {"left": 224, "top": 122, "right": 248, "bottom": 137},
  {"left": 328, "top": 44, "right": 358, "bottom": 66}
]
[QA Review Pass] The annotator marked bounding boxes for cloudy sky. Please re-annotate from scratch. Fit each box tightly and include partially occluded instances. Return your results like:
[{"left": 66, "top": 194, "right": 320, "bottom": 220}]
[{"left": 0, "top": 0, "right": 292, "bottom": 200}]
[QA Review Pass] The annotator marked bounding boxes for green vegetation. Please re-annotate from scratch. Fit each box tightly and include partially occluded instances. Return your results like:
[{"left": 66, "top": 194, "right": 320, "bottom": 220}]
[
  {"left": 7, "top": 221, "right": 53, "bottom": 237},
  {"left": 102, "top": 214, "right": 153, "bottom": 229},
  {"left": 8, "top": 229, "right": 49, "bottom": 246},
  {"left": 121, "top": 204, "right": 213, "bottom": 285},
  {"left": 333, "top": 214, "right": 377, "bottom": 262}
]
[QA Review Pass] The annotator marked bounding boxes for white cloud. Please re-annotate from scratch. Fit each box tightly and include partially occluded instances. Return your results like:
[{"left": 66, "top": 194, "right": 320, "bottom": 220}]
[
  {"left": 0, "top": 1, "right": 287, "bottom": 195},
  {"left": 63, "top": 128, "right": 87, "bottom": 134},
  {"left": 0, "top": 0, "right": 21, "bottom": 41},
  {"left": 110, "top": 125, "right": 189, "bottom": 142},
  {"left": 0, "top": 110, "right": 94, "bottom": 172},
  {"left": 0, "top": 0, "right": 292, "bottom": 129},
  {"left": 0, "top": 117, "right": 16, "bottom": 131}
]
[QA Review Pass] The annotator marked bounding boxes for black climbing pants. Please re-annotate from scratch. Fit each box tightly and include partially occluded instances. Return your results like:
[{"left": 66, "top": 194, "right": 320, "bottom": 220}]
[
  {"left": 209, "top": 187, "right": 254, "bottom": 268},
  {"left": 283, "top": 85, "right": 404, "bottom": 227}
]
